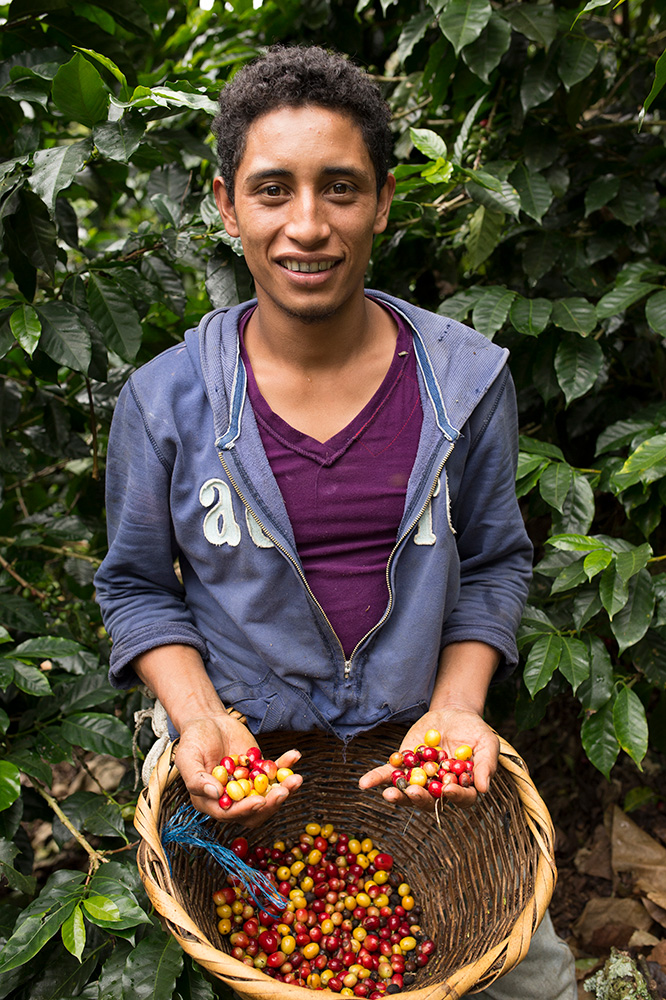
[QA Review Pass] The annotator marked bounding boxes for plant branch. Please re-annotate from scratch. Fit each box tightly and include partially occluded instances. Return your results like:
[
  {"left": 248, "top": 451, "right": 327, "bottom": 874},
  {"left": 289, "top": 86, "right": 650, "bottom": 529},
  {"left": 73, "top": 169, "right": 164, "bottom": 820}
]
[
  {"left": 32, "top": 780, "right": 108, "bottom": 872},
  {"left": 0, "top": 552, "right": 48, "bottom": 599},
  {"left": 0, "top": 537, "right": 102, "bottom": 566},
  {"left": 86, "top": 379, "right": 99, "bottom": 481}
]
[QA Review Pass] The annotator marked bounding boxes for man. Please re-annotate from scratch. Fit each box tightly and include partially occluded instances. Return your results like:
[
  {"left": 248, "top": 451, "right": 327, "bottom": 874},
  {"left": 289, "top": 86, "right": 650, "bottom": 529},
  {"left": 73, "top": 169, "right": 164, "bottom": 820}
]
[{"left": 95, "top": 45, "right": 575, "bottom": 998}]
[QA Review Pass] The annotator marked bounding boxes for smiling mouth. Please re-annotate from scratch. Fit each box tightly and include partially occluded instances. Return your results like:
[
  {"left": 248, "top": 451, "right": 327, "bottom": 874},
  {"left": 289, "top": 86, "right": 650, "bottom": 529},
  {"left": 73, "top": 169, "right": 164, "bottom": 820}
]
[{"left": 279, "top": 259, "right": 339, "bottom": 273}]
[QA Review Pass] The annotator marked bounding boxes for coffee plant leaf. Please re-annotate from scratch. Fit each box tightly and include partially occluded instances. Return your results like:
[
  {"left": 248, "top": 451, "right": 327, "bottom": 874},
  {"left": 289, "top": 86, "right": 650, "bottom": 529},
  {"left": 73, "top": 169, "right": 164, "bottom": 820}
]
[
  {"left": 438, "top": 0, "right": 492, "bottom": 55},
  {"left": 610, "top": 570, "right": 657, "bottom": 655},
  {"left": 577, "top": 636, "right": 614, "bottom": 711},
  {"left": 558, "top": 636, "right": 590, "bottom": 694},
  {"left": 581, "top": 700, "right": 619, "bottom": 779},
  {"left": 121, "top": 929, "right": 184, "bottom": 1000},
  {"left": 60, "top": 712, "right": 133, "bottom": 757},
  {"left": 524, "top": 633, "right": 563, "bottom": 696},
  {"left": 61, "top": 904, "right": 86, "bottom": 961},
  {"left": 51, "top": 53, "right": 109, "bottom": 128},
  {"left": 0, "top": 761, "right": 21, "bottom": 812},
  {"left": 613, "top": 685, "right": 649, "bottom": 768}
]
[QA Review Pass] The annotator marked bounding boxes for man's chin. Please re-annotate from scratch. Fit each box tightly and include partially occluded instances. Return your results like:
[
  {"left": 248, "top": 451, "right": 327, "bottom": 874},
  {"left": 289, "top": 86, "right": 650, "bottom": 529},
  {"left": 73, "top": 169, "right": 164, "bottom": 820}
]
[{"left": 279, "top": 302, "right": 340, "bottom": 325}]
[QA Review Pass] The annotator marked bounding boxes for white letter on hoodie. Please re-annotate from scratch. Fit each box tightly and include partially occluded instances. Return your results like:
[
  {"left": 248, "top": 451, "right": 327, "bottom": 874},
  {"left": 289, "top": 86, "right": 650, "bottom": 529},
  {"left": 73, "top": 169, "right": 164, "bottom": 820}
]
[{"left": 200, "top": 479, "right": 241, "bottom": 547}]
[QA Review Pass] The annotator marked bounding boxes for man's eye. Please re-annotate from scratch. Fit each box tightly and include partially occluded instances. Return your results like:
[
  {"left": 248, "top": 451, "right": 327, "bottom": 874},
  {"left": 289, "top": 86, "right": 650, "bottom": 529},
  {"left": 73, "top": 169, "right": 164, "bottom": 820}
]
[
  {"left": 262, "top": 185, "right": 283, "bottom": 197},
  {"left": 331, "top": 182, "right": 353, "bottom": 195}
]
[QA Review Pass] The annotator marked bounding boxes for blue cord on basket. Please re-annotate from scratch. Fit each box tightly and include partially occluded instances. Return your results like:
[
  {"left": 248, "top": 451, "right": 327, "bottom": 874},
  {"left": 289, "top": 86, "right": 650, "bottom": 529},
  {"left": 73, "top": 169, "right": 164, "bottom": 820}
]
[{"left": 161, "top": 803, "right": 288, "bottom": 912}]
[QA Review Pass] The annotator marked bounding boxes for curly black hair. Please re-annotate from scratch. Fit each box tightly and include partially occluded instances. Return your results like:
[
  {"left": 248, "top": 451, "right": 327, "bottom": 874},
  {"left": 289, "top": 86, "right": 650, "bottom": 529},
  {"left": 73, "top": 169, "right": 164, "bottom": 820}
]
[{"left": 212, "top": 45, "right": 393, "bottom": 202}]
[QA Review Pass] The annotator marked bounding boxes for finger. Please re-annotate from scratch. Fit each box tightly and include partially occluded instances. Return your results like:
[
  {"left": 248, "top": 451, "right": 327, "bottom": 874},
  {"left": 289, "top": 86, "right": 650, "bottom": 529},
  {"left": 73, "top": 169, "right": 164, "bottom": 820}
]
[
  {"left": 358, "top": 764, "right": 392, "bottom": 789},
  {"left": 275, "top": 748, "right": 302, "bottom": 769}
]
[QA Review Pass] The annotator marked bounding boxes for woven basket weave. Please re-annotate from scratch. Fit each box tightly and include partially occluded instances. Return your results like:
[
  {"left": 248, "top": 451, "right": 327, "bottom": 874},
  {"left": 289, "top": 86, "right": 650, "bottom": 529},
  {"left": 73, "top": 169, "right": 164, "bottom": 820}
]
[{"left": 135, "top": 725, "right": 556, "bottom": 1000}]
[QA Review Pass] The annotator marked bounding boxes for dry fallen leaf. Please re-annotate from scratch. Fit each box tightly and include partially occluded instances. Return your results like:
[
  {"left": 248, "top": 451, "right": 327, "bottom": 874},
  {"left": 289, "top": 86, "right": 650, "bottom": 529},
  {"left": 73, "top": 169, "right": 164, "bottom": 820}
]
[
  {"left": 573, "top": 897, "right": 653, "bottom": 951},
  {"left": 612, "top": 805, "right": 666, "bottom": 910}
]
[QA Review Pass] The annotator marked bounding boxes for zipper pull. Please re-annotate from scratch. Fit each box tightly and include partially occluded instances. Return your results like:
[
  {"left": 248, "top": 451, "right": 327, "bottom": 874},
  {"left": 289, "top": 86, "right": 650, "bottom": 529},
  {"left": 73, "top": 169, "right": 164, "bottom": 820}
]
[{"left": 344, "top": 660, "right": 352, "bottom": 680}]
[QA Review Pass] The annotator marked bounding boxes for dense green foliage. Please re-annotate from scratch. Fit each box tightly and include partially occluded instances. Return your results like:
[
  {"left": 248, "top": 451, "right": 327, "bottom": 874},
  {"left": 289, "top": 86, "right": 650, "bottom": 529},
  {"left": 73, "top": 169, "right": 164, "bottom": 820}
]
[{"left": 0, "top": 0, "right": 664, "bottom": 996}]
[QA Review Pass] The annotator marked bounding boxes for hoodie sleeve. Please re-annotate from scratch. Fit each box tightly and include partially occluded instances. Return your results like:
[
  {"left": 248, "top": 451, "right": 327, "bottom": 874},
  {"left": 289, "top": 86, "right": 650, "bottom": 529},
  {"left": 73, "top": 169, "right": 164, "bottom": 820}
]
[
  {"left": 440, "top": 368, "right": 533, "bottom": 677},
  {"left": 94, "top": 378, "right": 208, "bottom": 688}
]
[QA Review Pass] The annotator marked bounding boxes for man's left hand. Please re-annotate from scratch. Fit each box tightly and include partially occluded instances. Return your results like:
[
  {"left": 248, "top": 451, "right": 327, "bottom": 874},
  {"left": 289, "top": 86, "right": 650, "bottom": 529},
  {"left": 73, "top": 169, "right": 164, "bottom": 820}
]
[{"left": 357, "top": 707, "right": 499, "bottom": 810}]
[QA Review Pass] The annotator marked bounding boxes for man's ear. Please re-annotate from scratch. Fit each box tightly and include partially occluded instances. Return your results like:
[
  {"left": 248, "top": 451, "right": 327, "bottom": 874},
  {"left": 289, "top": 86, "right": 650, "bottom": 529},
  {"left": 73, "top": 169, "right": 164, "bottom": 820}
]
[
  {"left": 213, "top": 176, "right": 240, "bottom": 237},
  {"left": 373, "top": 172, "right": 396, "bottom": 235}
]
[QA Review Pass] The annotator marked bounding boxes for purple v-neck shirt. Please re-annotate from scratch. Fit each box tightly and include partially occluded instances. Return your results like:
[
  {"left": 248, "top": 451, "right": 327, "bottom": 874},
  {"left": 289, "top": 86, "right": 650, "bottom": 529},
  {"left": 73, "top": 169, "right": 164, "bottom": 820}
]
[{"left": 239, "top": 304, "right": 423, "bottom": 658}]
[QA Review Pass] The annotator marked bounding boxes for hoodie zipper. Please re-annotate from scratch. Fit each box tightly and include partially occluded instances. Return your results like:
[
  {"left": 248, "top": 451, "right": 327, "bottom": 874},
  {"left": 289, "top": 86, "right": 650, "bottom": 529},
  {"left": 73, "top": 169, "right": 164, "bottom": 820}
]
[{"left": 217, "top": 442, "right": 454, "bottom": 681}]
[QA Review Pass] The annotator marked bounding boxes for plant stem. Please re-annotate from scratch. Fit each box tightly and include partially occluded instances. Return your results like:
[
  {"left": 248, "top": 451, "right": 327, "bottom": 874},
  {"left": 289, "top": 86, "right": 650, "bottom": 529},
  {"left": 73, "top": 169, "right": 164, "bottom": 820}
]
[
  {"left": 0, "top": 537, "right": 102, "bottom": 566},
  {"left": 0, "top": 552, "right": 48, "bottom": 599},
  {"left": 32, "top": 780, "right": 107, "bottom": 872}
]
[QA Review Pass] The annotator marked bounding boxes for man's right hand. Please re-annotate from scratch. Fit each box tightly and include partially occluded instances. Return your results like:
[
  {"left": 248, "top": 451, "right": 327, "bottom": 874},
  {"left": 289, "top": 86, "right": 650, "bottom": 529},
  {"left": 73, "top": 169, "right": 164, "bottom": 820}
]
[{"left": 174, "top": 712, "right": 302, "bottom": 828}]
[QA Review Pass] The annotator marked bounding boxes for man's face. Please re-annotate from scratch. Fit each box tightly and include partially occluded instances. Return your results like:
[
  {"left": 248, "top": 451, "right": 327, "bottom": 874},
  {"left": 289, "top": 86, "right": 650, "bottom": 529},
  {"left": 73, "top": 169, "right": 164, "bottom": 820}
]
[{"left": 213, "top": 105, "right": 395, "bottom": 324}]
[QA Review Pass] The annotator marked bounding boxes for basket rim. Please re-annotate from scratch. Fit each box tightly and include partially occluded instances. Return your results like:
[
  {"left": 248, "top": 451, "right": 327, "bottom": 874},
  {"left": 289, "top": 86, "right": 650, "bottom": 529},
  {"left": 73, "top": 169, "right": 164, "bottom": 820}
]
[{"left": 134, "top": 731, "right": 557, "bottom": 1000}]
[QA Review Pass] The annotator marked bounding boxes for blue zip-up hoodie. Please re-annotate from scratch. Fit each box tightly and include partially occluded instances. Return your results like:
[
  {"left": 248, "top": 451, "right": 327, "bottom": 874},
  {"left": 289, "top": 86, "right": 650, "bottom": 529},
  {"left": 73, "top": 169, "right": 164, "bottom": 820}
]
[{"left": 94, "top": 291, "right": 533, "bottom": 739}]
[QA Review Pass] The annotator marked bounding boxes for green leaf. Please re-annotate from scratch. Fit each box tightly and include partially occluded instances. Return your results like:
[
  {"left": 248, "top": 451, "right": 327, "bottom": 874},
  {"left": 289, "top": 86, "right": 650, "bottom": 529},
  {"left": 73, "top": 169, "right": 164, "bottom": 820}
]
[
  {"left": 596, "top": 282, "right": 658, "bottom": 319},
  {"left": 509, "top": 296, "right": 552, "bottom": 336},
  {"left": 551, "top": 298, "right": 597, "bottom": 336},
  {"left": 0, "top": 839, "right": 37, "bottom": 895},
  {"left": 11, "top": 190, "right": 58, "bottom": 280},
  {"left": 577, "top": 636, "right": 614, "bottom": 711},
  {"left": 0, "top": 707, "right": 8, "bottom": 734},
  {"left": 584, "top": 174, "right": 620, "bottom": 216},
  {"left": 516, "top": 453, "right": 547, "bottom": 480},
  {"left": 613, "top": 685, "right": 648, "bottom": 768},
  {"left": 501, "top": 3, "right": 559, "bottom": 47},
  {"left": 466, "top": 177, "right": 520, "bottom": 218},
  {"left": 409, "top": 127, "right": 447, "bottom": 161},
  {"left": 558, "top": 636, "right": 590, "bottom": 694},
  {"left": 645, "top": 290, "right": 666, "bottom": 335},
  {"left": 471, "top": 287, "right": 515, "bottom": 339},
  {"left": 522, "top": 230, "right": 560, "bottom": 281},
  {"left": 12, "top": 661, "right": 52, "bottom": 696},
  {"left": 99, "top": 941, "right": 133, "bottom": 1000},
  {"left": 82, "top": 895, "right": 121, "bottom": 922},
  {"left": 539, "top": 462, "right": 573, "bottom": 513},
  {"left": 61, "top": 904, "right": 86, "bottom": 962},
  {"left": 61, "top": 712, "right": 133, "bottom": 756},
  {"left": 29, "top": 140, "right": 91, "bottom": 214},
  {"left": 599, "top": 561, "right": 630, "bottom": 619},
  {"left": 93, "top": 115, "right": 145, "bottom": 162},
  {"left": 639, "top": 48, "right": 666, "bottom": 124},
  {"left": 584, "top": 549, "right": 613, "bottom": 580},
  {"left": 465, "top": 205, "right": 504, "bottom": 270},
  {"left": 9, "top": 304, "right": 41, "bottom": 356},
  {"left": 35, "top": 301, "right": 92, "bottom": 373},
  {"left": 73, "top": 45, "right": 130, "bottom": 101},
  {"left": 461, "top": 12, "right": 512, "bottom": 83},
  {"left": 524, "top": 633, "right": 562, "bottom": 696},
  {"left": 611, "top": 569, "right": 656, "bottom": 655},
  {"left": 87, "top": 273, "right": 142, "bottom": 361},
  {"left": 54, "top": 791, "right": 127, "bottom": 845},
  {"left": 396, "top": 10, "right": 433, "bottom": 64},
  {"left": 519, "top": 436, "right": 564, "bottom": 461},
  {"left": 13, "top": 636, "right": 85, "bottom": 660},
  {"left": 4, "top": 747, "right": 52, "bottom": 786},
  {"left": 581, "top": 700, "right": 619, "bottom": 779},
  {"left": 438, "top": 0, "right": 492, "bottom": 55},
  {"left": 615, "top": 543, "right": 652, "bottom": 586},
  {"left": 557, "top": 34, "right": 598, "bottom": 90},
  {"left": 51, "top": 53, "right": 109, "bottom": 127},
  {"left": 122, "top": 929, "right": 184, "bottom": 1000},
  {"left": 552, "top": 473, "right": 596, "bottom": 535},
  {"left": 550, "top": 558, "right": 588, "bottom": 594},
  {"left": 0, "top": 762, "right": 21, "bottom": 812},
  {"left": 547, "top": 533, "right": 609, "bottom": 552},
  {"left": 520, "top": 50, "right": 560, "bottom": 112},
  {"left": 0, "top": 870, "right": 86, "bottom": 974},
  {"left": 555, "top": 334, "right": 604, "bottom": 405},
  {"left": 613, "top": 433, "right": 666, "bottom": 490},
  {"left": 510, "top": 164, "right": 553, "bottom": 222}
]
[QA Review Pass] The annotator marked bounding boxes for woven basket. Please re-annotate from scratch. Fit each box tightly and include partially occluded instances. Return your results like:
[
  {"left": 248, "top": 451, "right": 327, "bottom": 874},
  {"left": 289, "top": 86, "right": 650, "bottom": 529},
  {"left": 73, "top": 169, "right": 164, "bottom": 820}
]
[{"left": 135, "top": 725, "right": 556, "bottom": 1000}]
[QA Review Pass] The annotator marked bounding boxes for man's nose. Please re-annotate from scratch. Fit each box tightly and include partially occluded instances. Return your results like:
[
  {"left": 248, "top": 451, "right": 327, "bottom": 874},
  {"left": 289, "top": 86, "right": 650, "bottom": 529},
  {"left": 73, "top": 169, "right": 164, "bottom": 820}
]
[{"left": 284, "top": 191, "right": 331, "bottom": 245}]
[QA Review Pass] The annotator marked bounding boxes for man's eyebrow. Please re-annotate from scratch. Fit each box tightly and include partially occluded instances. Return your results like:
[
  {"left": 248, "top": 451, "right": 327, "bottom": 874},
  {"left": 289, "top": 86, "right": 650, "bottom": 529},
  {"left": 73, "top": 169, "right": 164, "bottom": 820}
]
[{"left": 243, "top": 166, "right": 372, "bottom": 184}]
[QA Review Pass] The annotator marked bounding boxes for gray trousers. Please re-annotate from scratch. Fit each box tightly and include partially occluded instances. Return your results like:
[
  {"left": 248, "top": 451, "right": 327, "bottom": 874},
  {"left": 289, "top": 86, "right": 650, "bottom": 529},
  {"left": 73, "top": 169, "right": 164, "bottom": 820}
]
[{"left": 464, "top": 912, "right": 577, "bottom": 1000}]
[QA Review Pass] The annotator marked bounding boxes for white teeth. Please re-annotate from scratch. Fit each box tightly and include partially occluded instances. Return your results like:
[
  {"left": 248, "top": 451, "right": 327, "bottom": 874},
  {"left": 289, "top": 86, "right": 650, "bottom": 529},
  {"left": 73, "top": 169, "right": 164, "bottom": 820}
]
[{"left": 281, "top": 259, "right": 336, "bottom": 272}]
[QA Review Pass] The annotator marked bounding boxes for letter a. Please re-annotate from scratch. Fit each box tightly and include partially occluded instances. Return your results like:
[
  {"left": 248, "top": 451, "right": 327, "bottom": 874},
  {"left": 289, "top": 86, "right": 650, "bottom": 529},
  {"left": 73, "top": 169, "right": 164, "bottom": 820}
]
[{"left": 200, "top": 479, "right": 241, "bottom": 547}]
